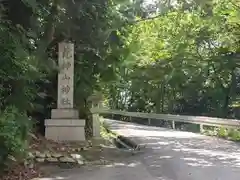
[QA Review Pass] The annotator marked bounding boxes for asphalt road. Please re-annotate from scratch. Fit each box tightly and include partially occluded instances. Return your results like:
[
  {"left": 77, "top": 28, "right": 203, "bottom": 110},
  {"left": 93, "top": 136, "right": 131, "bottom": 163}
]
[{"left": 37, "top": 119, "right": 240, "bottom": 180}]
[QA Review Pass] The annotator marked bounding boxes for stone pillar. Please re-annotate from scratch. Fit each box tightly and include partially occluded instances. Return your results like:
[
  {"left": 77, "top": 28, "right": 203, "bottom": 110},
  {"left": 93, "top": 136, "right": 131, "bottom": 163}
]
[
  {"left": 88, "top": 92, "right": 102, "bottom": 138},
  {"left": 45, "top": 42, "right": 85, "bottom": 141}
]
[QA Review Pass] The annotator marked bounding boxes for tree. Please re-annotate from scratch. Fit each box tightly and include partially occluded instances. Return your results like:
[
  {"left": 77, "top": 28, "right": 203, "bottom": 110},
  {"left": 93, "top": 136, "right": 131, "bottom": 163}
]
[{"left": 107, "top": 0, "right": 240, "bottom": 118}]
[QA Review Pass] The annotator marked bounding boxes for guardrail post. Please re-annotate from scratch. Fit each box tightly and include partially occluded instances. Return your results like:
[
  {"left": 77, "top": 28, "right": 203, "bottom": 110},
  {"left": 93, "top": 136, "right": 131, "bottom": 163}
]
[
  {"left": 172, "top": 120, "right": 175, "bottom": 129},
  {"left": 148, "top": 118, "right": 151, "bottom": 125},
  {"left": 129, "top": 116, "right": 132, "bottom": 122}
]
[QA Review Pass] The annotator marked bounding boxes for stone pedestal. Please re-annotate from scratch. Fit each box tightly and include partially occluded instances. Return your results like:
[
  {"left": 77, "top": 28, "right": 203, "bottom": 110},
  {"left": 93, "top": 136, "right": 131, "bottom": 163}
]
[
  {"left": 45, "top": 42, "right": 85, "bottom": 142},
  {"left": 45, "top": 117, "right": 85, "bottom": 141},
  {"left": 45, "top": 109, "right": 85, "bottom": 141},
  {"left": 51, "top": 109, "right": 79, "bottom": 119}
]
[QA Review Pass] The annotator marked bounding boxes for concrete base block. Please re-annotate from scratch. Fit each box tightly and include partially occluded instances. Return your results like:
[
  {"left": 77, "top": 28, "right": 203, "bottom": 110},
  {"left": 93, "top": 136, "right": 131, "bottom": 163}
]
[
  {"left": 51, "top": 109, "right": 79, "bottom": 119},
  {"left": 45, "top": 119, "right": 85, "bottom": 141}
]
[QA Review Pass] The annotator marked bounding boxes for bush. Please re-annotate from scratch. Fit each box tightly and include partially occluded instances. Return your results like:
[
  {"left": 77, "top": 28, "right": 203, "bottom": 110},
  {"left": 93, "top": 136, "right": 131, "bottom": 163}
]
[
  {"left": 204, "top": 126, "right": 240, "bottom": 142},
  {"left": 227, "top": 129, "right": 240, "bottom": 141},
  {"left": 0, "top": 106, "right": 32, "bottom": 169},
  {"left": 217, "top": 127, "right": 228, "bottom": 138}
]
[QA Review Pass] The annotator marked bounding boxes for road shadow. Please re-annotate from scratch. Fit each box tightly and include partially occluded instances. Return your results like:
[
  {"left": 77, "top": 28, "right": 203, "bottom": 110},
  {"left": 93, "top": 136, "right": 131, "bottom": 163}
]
[
  {"left": 106, "top": 119, "right": 240, "bottom": 168},
  {"left": 106, "top": 119, "right": 240, "bottom": 179},
  {"left": 34, "top": 119, "right": 240, "bottom": 180}
]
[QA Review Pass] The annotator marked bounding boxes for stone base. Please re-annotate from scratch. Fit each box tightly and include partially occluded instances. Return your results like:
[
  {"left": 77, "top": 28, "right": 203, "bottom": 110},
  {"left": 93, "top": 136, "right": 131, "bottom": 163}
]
[
  {"left": 51, "top": 109, "right": 79, "bottom": 119},
  {"left": 90, "top": 137, "right": 107, "bottom": 145},
  {"left": 45, "top": 119, "right": 85, "bottom": 141}
]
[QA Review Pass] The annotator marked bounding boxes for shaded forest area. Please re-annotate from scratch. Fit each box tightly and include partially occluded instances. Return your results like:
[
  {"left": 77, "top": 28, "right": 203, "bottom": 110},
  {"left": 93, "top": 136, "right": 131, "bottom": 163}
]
[{"left": 0, "top": 0, "right": 239, "bottom": 176}]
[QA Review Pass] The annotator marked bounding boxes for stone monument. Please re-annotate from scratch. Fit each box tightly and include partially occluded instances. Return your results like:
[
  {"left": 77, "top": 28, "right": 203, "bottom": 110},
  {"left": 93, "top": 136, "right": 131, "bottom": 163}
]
[{"left": 45, "top": 42, "right": 85, "bottom": 141}]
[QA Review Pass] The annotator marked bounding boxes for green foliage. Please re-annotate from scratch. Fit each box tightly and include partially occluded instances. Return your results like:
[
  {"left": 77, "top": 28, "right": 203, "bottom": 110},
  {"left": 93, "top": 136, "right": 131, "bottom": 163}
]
[
  {"left": 0, "top": 106, "right": 32, "bottom": 169},
  {"left": 0, "top": 0, "right": 129, "bottom": 169},
  {"left": 0, "top": 21, "right": 42, "bottom": 113},
  {"left": 100, "top": 118, "right": 117, "bottom": 139},
  {"left": 227, "top": 128, "right": 240, "bottom": 141},
  {"left": 107, "top": 0, "right": 240, "bottom": 119},
  {"left": 217, "top": 127, "right": 228, "bottom": 138},
  {"left": 204, "top": 126, "right": 240, "bottom": 141},
  {"left": 0, "top": 0, "right": 240, "bottom": 171}
]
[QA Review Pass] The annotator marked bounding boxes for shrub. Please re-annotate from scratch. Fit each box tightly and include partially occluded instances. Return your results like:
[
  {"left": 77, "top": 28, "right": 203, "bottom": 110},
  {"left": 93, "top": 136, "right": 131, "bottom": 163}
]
[
  {"left": 227, "top": 129, "right": 240, "bottom": 141},
  {"left": 0, "top": 106, "right": 32, "bottom": 169},
  {"left": 217, "top": 127, "right": 228, "bottom": 138},
  {"left": 204, "top": 126, "right": 240, "bottom": 142}
]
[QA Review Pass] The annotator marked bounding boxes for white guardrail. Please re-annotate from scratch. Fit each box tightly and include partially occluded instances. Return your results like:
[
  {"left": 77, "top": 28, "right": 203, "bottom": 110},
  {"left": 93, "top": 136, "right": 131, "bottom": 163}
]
[{"left": 91, "top": 107, "right": 240, "bottom": 131}]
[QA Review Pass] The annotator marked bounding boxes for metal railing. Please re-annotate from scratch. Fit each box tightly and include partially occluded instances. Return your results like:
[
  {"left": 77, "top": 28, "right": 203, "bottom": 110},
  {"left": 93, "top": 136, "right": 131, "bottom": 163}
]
[{"left": 91, "top": 107, "right": 240, "bottom": 132}]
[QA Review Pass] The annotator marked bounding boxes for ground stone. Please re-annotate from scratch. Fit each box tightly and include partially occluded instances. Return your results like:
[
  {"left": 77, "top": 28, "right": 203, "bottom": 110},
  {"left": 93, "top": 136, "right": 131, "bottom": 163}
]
[
  {"left": 46, "top": 157, "right": 58, "bottom": 163},
  {"left": 28, "top": 152, "right": 35, "bottom": 159},
  {"left": 52, "top": 153, "right": 64, "bottom": 158},
  {"left": 77, "top": 160, "right": 84, "bottom": 165},
  {"left": 46, "top": 152, "right": 52, "bottom": 158},
  {"left": 35, "top": 151, "right": 46, "bottom": 158},
  {"left": 59, "top": 156, "right": 76, "bottom": 163},
  {"left": 36, "top": 158, "right": 45, "bottom": 163},
  {"left": 70, "top": 153, "right": 84, "bottom": 161}
]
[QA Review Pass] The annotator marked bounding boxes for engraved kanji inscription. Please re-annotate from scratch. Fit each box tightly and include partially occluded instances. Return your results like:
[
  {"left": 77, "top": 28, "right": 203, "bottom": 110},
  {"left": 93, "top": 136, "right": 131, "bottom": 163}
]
[
  {"left": 61, "top": 61, "right": 71, "bottom": 70},
  {"left": 61, "top": 97, "right": 71, "bottom": 105},
  {"left": 57, "top": 42, "right": 74, "bottom": 109},
  {"left": 62, "top": 45, "right": 73, "bottom": 59},
  {"left": 61, "top": 85, "right": 70, "bottom": 94},
  {"left": 62, "top": 74, "right": 71, "bottom": 81}
]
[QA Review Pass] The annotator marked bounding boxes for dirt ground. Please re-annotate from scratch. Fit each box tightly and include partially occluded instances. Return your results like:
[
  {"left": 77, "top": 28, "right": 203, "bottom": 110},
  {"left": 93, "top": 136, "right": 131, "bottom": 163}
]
[
  {"left": 36, "top": 138, "right": 134, "bottom": 177},
  {"left": 0, "top": 135, "right": 134, "bottom": 180}
]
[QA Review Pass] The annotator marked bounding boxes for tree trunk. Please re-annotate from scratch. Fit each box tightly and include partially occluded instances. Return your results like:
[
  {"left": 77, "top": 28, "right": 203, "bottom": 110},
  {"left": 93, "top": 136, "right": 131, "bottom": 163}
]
[{"left": 222, "top": 70, "right": 236, "bottom": 117}]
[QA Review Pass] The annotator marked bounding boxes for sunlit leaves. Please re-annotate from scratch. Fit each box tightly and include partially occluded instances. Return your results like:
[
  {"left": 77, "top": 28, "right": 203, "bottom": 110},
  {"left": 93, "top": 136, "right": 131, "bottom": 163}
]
[{"left": 109, "top": 0, "right": 240, "bottom": 117}]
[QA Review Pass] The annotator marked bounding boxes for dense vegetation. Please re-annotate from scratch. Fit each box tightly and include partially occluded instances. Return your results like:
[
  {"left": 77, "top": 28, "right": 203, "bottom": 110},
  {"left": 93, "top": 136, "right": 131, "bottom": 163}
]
[
  {"left": 107, "top": 0, "right": 240, "bottom": 119},
  {"left": 0, "top": 0, "right": 240, "bottom": 172},
  {"left": 0, "top": 0, "right": 127, "bottom": 170}
]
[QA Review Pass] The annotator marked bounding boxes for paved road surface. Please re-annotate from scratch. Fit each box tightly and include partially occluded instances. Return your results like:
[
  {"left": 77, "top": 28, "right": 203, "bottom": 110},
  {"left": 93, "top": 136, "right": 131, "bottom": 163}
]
[{"left": 38, "top": 119, "right": 240, "bottom": 180}]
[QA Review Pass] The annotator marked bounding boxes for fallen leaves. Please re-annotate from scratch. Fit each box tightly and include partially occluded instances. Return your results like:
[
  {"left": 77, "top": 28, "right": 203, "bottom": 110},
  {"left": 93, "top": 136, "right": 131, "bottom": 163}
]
[
  {"left": 0, "top": 134, "right": 122, "bottom": 180},
  {"left": 1, "top": 163, "right": 42, "bottom": 180},
  {"left": 0, "top": 134, "right": 89, "bottom": 180}
]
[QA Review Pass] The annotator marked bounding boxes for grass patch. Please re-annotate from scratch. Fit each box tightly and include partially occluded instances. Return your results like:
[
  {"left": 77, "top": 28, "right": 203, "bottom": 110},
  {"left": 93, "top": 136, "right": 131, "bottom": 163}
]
[
  {"left": 100, "top": 117, "right": 117, "bottom": 140},
  {"left": 203, "top": 126, "right": 240, "bottom": 141}
]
